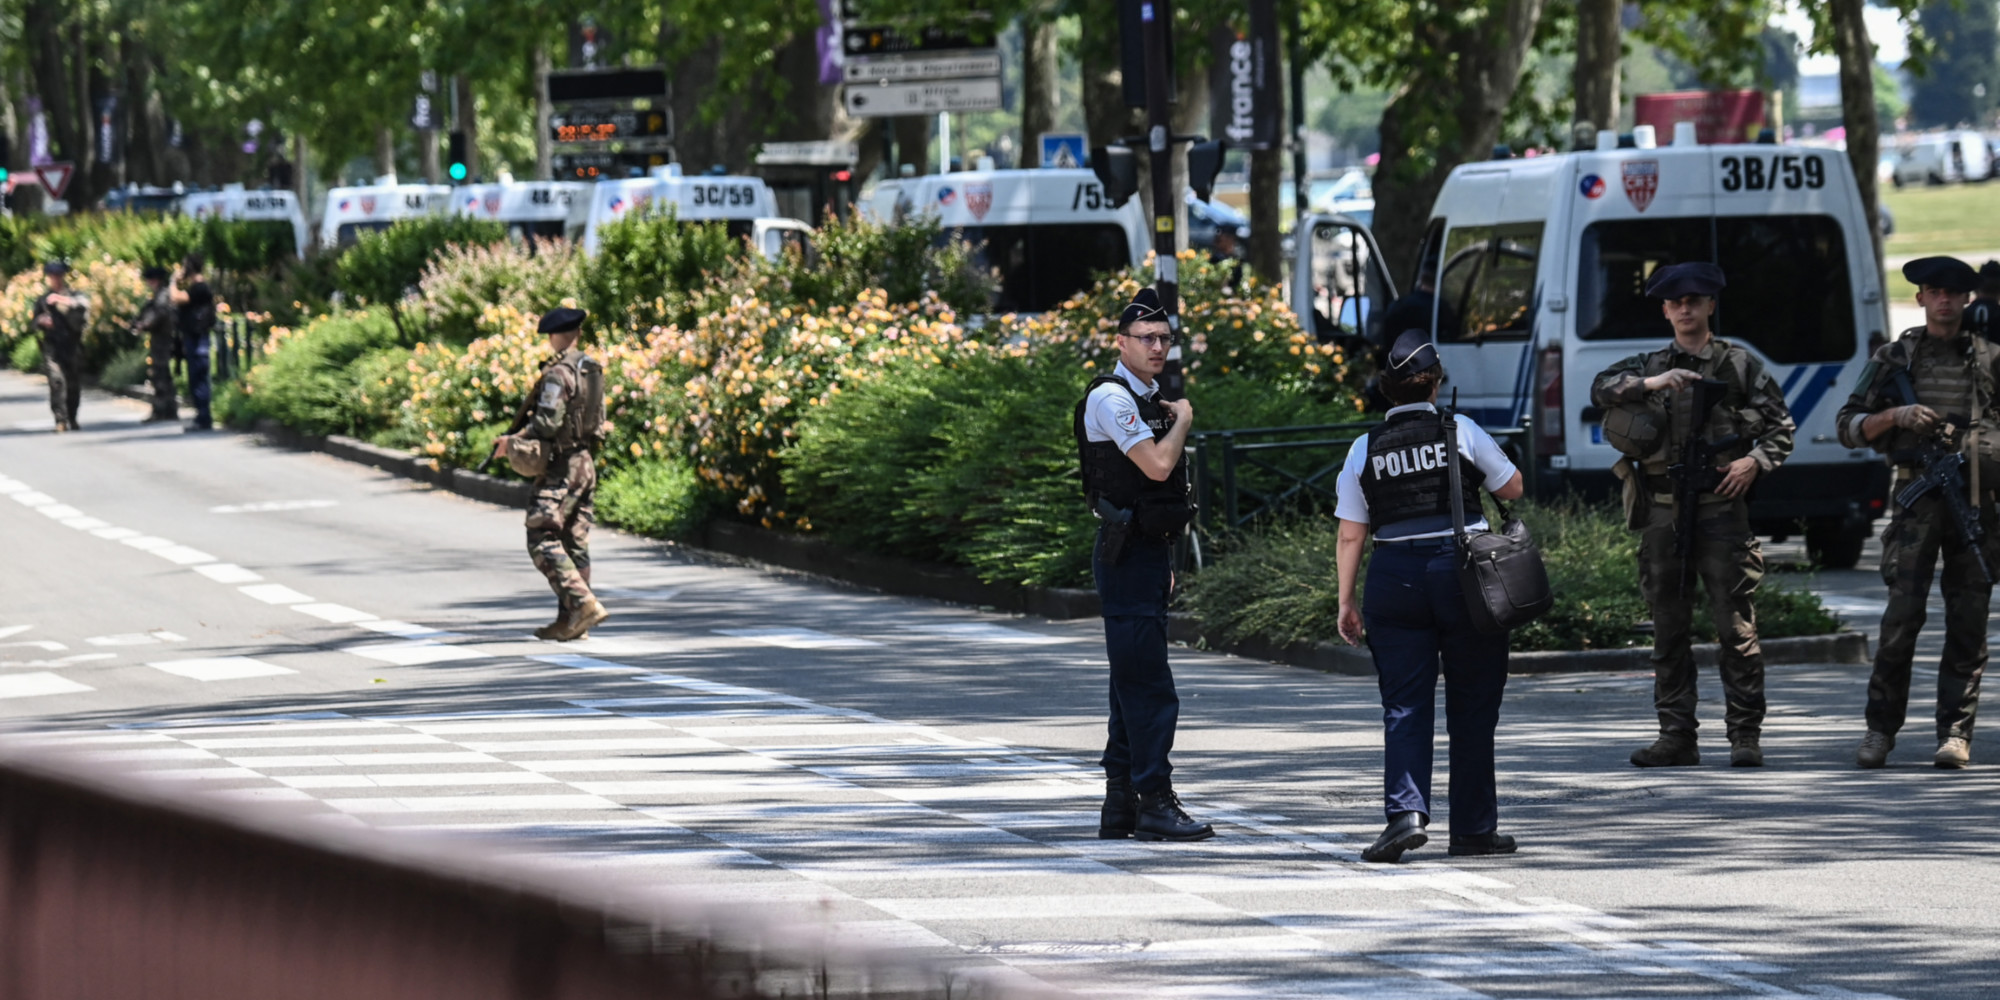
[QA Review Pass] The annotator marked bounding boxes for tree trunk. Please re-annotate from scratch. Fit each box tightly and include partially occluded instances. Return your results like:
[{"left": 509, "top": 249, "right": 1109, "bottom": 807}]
[
  {"left": 24, "top": 0, "right": 79, "bottom": 186},
  {"left": 1572, "top": 0, "right": 1621, "bottom": 137},
  {"left": 375, "top": 125, "right": 396, "bottom": 180},
  {"left": 1020, "top": 16, "right": 1060, "bottom": 166},
  {"left": 454, "top": 73, "right": 479, "bottom": 181},
  {"left": 293, "top": 132, "right": 310, "bottom": 211},
  {"left": 72, "top": 14, "right": 96, "bottom": 206},
  {"left": 1831, "top": 0, "right": 1884, "bottom": 278},
  {"left": 1249, "top": 147, "right": 1281, "bottom": 283},
  {"left": 533, "top": 45, "right": 553, "bottom": 180},
  {"left": 1371, "top": 0, "right": 1547, "bottom": 283},
  {"left": 891, "top": 117, "right": 929, "bottom": 175},
  {"left": 1078, "top": 0, "right": 1137, "bottom": 153}
]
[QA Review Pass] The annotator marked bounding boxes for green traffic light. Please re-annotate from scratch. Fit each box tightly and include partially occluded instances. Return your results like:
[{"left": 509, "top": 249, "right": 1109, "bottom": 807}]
[{"left": 448, "top": 163, "right": 467, "bottom": 181}]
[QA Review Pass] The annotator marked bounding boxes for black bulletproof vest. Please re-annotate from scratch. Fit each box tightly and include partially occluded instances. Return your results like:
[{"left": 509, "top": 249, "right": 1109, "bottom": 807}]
[
  {"left": 1073, "top": 374, "right": 1190, "bottom": 510},
  {"left": 1359, "top": 408, "right": 1483, "bottom": 537}
]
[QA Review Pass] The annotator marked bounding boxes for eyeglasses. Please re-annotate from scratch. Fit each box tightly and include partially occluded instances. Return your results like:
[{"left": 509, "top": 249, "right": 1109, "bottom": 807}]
[{"left": 1121, "top": 333, "right": 1178, "bottom": 349}]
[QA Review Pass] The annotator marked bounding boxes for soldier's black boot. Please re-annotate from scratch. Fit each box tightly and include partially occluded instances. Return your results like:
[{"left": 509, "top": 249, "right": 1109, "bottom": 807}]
[
  {"left": 1360, "top": 811, "right": 1428, "bottom": 863},
  {"left": 1630, "top": 729, "right": 1700, "bottom": 767},
  {"left": 1729, "top": 733, "right": 1764, "bottom": 767},
  {"left": 1133, "top": 787, "right": 1214, "bottom": 842},
  {"left": 1447, "top": 831, "right": 1518, "bottom": 857},
  {"left": 1097, "top": 775, "right": 1138, "bottom": 839}
]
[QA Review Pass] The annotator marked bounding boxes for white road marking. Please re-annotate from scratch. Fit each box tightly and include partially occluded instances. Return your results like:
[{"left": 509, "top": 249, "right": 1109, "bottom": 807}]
[
  {"left": 714, "top": 627, "right": 882, "bottom": 649},
  {"left": 10, "top": 490, "right": 55, "bottom": 505},
  {"left": 276, "top": 772, "right": 562, "bottom": 789},
  {"left": 36, "top": 503, "right": 83, "bottom": 519},
  {"left": 210, "top": 500, "right": 339, "bottom": 514},
  {"left": 357, "top": 620, "right": 454, "bottom": 638},
  {"left": 239, "top": 584, "right": 314, "bottom": 605},
  {"left": 0, "top": 640, "right": 66, "bottom": 652},
  {"left": 531, "top": 653, "right": 642, "bottom": 672},
  {"left": 344, "top": 641, "right": 489, "bottom": 666},
  {"left": 183, "top": 734, "right": 449, "bottom": 750},
  {"left": 120, "top": 535, "right": 178, "bottom": 552},
  {"left": 151, "top": 630, "right": 187, "bottom": 642},
  {"left": 87, "top": 633, "right": 181, "bottom": 646},
  {"left": 0, "top": 626, "right": 31, "bottom": 640},
  {"left": 292, "top": 603, "right": 378, "bottom": 624},
  {"left": 194, "top": 563, "right": 263, "bottom": 583},
  {"left": 133, "top": 767, "right": 264, "bottom": 781},
  {"left": 209, "top": 787, "right": 318, "bottom": 802},
  {"left": 90, "top": 526, "right": 141, "bottom": 540},
  {"left": 400, "top": 718, "right": 660, "bottom": 735},
  {"left": 147, "top": 656, "right": 297, "bottom": 681},
  {"left": 153, "top": 545, "right": 217, "bottom": 565},
  {"left": 0, "top": 653, "right": 117, "bottom": 668},
  {"left": 0, "top": 672, "right": 94, "bottom": 698},
  {"left": 511, "top": 756, "right": 789, "bottom": 773},
  {"left": 228, "top": 752, "right": 502, "bottom": 768},
  {"left": 456, "top": 737, "right": 717, "bottom": 753},
  {"left": 899, "top": 623, "right": 1077, "bottom": 645},
  {"left": 59, "top": 516, "right": 110, "bottom": 530},
  {"left": 326, "top": 794, "right": 625, "bottom": 814}
]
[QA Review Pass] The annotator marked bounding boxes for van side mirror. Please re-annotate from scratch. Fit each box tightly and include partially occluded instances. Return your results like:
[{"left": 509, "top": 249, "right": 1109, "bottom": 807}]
[{"left": 1091, "top": 146, "right": 1139, "bottom": 208}]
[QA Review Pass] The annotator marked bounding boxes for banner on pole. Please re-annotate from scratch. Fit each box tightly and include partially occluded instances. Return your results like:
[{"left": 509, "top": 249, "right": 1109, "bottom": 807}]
[{"left": 1209, "top": 0, "right": 1280, "bottom": 150}]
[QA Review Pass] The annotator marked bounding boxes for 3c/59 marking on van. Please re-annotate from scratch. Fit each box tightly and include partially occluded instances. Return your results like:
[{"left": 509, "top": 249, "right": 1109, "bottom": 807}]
[
  {"left": 1071, "top": 182, "right": 1105, "bottom": 211},
  {"left": 1720, "top": 154, "right": 1826, "bottom": 193},
  {"left": 690, "top": 184, "right": 756, "bottom": 207}
]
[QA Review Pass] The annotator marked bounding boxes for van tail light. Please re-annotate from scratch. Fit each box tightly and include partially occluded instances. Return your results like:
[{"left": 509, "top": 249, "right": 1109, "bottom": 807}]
[{"left": 1536, "top": 345, "right": 1565, "bottom": 459}]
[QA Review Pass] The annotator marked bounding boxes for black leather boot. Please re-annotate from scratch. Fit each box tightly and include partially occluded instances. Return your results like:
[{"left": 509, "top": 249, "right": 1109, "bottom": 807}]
[
  {"left": 1098, "top": 775, "right": 1138, "bottom": 839},
  {"left": 1360, "top": 812, "right": 1428, "bottom": 863},
  {"left": 1447, "top": 831, "right": 1518, "bottom": 856},
  {"left": 1133, "top": 787, "right": 1214, "bottom": 842}
]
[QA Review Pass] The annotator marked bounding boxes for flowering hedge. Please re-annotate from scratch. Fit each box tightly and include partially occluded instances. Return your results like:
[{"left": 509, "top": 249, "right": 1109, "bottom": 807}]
[{"left": 0, "top": 256, "right": 155, "bottom": 373}]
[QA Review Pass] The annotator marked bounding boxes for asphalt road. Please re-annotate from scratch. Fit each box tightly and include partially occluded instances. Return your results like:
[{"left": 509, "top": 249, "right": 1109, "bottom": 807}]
[{"left": 1, "top": 368, "right": 1995, "bottom": 999}]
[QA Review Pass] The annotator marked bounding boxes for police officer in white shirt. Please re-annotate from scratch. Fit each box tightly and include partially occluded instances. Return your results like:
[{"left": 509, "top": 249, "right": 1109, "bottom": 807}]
[
  {"left": 1072, "top": 287, "right": 1211, "bottom": 842},
  {"left": 1333, "top": 329, "right": 1524, "bottom": 863}
]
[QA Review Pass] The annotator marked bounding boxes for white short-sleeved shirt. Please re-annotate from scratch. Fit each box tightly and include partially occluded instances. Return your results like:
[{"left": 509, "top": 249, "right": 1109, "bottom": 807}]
[
  {"left": 1334, "top": 402, "right": 1520, "bottom": 539},
  {"left": 1082, "top": 361, "right": 1162, "bottom": 454}
]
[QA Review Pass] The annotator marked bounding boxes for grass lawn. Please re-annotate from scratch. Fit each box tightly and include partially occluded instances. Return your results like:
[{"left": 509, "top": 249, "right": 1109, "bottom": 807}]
[{"left": 1881, "top": 183, "right": 2000, "bottom": 302}]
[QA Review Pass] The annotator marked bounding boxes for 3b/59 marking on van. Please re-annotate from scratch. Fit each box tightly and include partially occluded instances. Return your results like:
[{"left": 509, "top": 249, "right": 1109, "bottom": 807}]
[{"left": 1720, "top": 154, "right": 1826, "bottom": 193}]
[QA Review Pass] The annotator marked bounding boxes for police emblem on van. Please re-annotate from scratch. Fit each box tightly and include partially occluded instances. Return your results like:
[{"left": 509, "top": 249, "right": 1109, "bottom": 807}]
[
  {"left": 965, "top": 183, "right": 993, "bottom": 221},
  {"left": 483, "top": 191, "right": 502, "bottom": 216},
  {"left": 1621, "top": 160, "right": 1659, "bottom": 212},
  {"left": 359, "top": 196, "right": 377, "bottom": 215}
]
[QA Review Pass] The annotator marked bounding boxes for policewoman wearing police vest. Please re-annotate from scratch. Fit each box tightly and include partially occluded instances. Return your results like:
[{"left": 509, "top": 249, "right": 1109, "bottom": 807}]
[
  {"left": 1074, "top": 287, "right": 1212, "bottom": 843},
  {"left": 1334, "top": 330, "right": 1524, "bottom": 863}
]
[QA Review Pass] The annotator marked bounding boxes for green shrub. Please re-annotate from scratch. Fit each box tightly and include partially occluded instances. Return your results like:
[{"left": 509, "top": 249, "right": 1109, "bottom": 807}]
[
  {"left": 334, "top": 216, "right": 507, "bottom": 313},
  {"left": 98, "top": 343, "right": 150, "bottom": 388},
  {"left": 408, "top": 239, "right": 585, "bottom": 344},
  {"left": 598, "top": 458, "right": 716, "bottom": 539},
  {"left": 9, "top": 335, "right": 40, "bottom": 372},
  {"left": 232, "top": 310, "right": 401, "bottom": 435},
  {"left": 759, "top": 214, "right": 990, "bottom": 317},
  {"left": 582, "top": 211, "right": 743, "bottom": 334},
  {"left": 1178, "top": 499, "right": 1842, "bottom": 653}
]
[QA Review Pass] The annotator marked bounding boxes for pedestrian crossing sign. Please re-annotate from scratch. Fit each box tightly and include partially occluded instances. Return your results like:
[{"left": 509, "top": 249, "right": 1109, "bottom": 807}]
[{"left": 1039, "top": 133, "right": 1087, "bottom": 170}]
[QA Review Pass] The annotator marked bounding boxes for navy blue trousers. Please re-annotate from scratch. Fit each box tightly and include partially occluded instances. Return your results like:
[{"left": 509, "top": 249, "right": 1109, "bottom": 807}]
[
  {"left": 182, "top": 335, "right": 212, "bottom": 428},
  {"left": 1362, "top": 541, "right": 1510, "bottom": 837},
  {"left": 1094, "top": 530, "right": 1178, "bottom": 795}
]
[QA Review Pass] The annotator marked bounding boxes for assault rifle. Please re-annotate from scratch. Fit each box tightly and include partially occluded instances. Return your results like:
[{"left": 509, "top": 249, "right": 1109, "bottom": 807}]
[
  {"left": 1884, "top": 366, "right": 1991, "bottom": 585},
  {"left": 1666, "top": 377, "right": 1741, "bottom": 594}
]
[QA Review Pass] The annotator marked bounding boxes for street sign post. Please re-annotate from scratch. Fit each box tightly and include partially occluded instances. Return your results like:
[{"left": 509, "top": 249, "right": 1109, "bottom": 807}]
[
  {"left": 1039, "top": 133, "right": 1087, "bottom": 169},
  {"left": 843, "top": 78, "right": 1001, "bottom": 117},
  {"left": 842, "top": 51, "right": 1001, "bottom": 83}
]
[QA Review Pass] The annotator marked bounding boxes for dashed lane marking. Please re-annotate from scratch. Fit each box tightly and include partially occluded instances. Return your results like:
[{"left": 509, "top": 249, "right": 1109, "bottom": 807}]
[
  {"left": 0, "top": 640, "right": 65, "bottom": 652},
  {"left": 147, "top": 656, "right": 297, "bottom": 681},
  {"left": 194, "top": 563, "right": 263, "bottom": 583},
  {"left": 714, "top": 627, "right": 883, "bottom": 649},
  {"left": 0, "top": 672, "right": 94, "bottom": 698},
  {"left": 239, "top": 583, "right": 315, "bottom": 605},
  {"left": 210, "top": 500, "right": 339, "bottom": 514},
  {"left": 292, "top": 603, "right": 378, "bottom": 624},
  {"left": 343, "top": 640, "right": 490, "bottom": 666}
]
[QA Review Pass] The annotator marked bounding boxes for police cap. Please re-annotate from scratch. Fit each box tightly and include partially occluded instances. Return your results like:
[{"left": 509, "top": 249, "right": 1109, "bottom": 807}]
[
  {"left": 140, "top": 265, "right": 170, "bottom": 282},
  {"left": 537, "top": 307, "right": 587, "bottom": 334},
  {"left": 41, "top": 260, "right": 69, "bottom": 276},
  {"left": 1119, "top": 286, "right": 1167, "bottom": 328},
  {"left": 1645, "top": 262, "right": 1726, "bottom": 299},
  {"left": 1902, "top": 256, "right": 1980, "bottom": 294},
  {"left": 1385, "top": 328, "right": 1440, "bottom": 376}
]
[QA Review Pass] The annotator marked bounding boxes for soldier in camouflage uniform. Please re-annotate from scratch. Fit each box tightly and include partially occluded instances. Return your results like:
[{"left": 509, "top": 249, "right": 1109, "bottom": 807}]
[
  {"left": 134, "top": 266, "right": 179, "bottom": 422},
  {"left": 31, "top": 261, "right": 88, "bottom": 432},
  {"left": 1838, "top": 256, "right": 1996, "bottom": 770},
  {"left": 494, "top": 307, "right": 609, "bottom": 642},
  {"left": 1590, "top": 263, "right": 1796, "bottom": 768}
]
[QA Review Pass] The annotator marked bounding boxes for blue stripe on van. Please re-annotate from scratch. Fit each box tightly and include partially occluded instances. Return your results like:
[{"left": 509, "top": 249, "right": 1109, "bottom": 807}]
[
  {"left": 1779, "top": 366, "right": 1808, "bottom": 398},
  {"left": 1785, "top": 363, "right": 1846, "bottom": 426}
]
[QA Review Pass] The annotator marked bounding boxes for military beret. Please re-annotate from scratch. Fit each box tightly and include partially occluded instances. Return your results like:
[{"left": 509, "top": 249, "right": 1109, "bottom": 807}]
[
  {"left": 42, "top": 260, "right": 69, "bottom": 276},
  {"left": 1981, "top": 260, "right": 2000, "bottom": 285},
  {"left": 537, "top": 307, "right": 587, "bottom": 334},
  {"left": 1119, "top": 286, "right": 1167, "bottom": 327},
  {"left": 1645, "top": 262, "right": 1726, "bottom": 299},
  {"left": 1385, "top": 328, "right": 1440, "bottom": 376},
  {"left": 140, "top": 265, "right": 170, "bottom": 282},
  {"left": 1902, "top": 256, "right": 1979, "bottom": 294}
]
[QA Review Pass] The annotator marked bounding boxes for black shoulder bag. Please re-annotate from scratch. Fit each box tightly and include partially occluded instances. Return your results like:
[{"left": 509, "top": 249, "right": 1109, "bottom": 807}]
[{"left": 1443, "top": 404, "right": 1553, "bottom": 634}]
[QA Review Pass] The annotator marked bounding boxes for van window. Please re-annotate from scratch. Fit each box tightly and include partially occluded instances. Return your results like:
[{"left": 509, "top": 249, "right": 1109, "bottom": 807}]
[
  {"left": 956, "top": 224, "right": 1131, "bottom": 313},
  {"left": 335, "top": 221, "right": 393, "bottom": 247},
  {"left": 1437, "top": 222, "right": 1543, "bottom": 342},
  {"left": 1576, "top": 215, "right": 1855, "bottom": 363}
]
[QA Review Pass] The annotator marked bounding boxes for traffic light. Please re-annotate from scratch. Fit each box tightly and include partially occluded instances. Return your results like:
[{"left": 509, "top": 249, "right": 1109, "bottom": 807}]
[
  {"left": 1187, "top": 139, "right": 1226, "bottom": 203},
  {"left": 1091, "top": 145, "right": 1138, "bottom": 208},
  {"left": 447, "top": 131, "right": 468, "bottom": 181}
]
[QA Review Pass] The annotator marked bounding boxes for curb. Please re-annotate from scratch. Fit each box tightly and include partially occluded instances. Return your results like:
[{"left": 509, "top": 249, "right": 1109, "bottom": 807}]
[{"left": 232, "top": 412, "right": 1868, "bottom": 675}]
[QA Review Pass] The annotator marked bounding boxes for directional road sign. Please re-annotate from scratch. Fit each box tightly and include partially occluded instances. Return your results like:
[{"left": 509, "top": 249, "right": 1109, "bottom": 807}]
[
  {"left": 843, "top": 78, "right": 1002, "bottom": 117},
  {"left": 843, "top": 50, "right": 1002, "bottom": 84}
]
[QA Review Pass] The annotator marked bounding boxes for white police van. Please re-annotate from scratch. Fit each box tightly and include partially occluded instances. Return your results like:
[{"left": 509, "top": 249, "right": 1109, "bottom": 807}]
[
  {"left": 863, "top": 167, "right": 1148, "bottom": 313},
  {"left": 452, "top": 180, "right": 587, "bottom": 243},
  {"left": 1381, "top": 125, "right": 1889, "bottom": 565},
  {"left": 317, "top": 180, "right": 449, "bottom": 249},
  {"left": 569, "top": 165, "right": 805, "bottom": 260},
  {"left": 180, "top": 184, "right": 311, "bottom": 258}
]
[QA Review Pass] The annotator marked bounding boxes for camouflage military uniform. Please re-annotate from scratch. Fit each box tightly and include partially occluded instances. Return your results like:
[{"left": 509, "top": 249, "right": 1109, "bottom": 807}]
[
  {"left": 515, "top": 347, "right": 606, "bottom": 618},
  {"left": 1592, "top": 337, "right": 1796, "bottom": 744},
  {"left": 1834, "top": 327, "right": 2000, "bottom": 745},
  {"left": 134, "top": 285, "right": 178, "bottom": 420},
  {"left": 33, "top": 291, "right": 88, "bottom": 430}
]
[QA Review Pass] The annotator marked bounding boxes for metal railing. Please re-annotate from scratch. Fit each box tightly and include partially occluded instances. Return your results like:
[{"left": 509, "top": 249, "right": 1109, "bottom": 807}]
[
  {"left": 210, "top": 316, "right": 260, "bottom": 383},
  {"left": 1188, "top": 417, "right": 1533, "bottom": 536}
]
